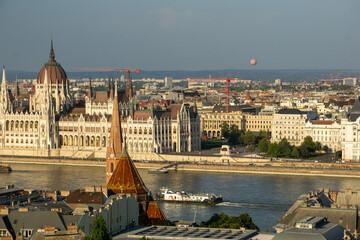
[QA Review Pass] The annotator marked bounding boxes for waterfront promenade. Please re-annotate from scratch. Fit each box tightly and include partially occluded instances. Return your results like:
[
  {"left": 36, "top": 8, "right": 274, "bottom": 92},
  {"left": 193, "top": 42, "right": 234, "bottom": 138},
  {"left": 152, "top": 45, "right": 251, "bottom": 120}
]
[{"left": 1, "top": 155, "right": 360, "bottom": 178}]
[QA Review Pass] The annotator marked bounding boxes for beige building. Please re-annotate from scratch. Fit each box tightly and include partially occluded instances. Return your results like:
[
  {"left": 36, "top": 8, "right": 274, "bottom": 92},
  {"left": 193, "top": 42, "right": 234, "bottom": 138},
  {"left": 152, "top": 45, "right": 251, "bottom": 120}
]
[
  {"left": 0, "top": 42, "right": 200, "bottom": 158},
  {"left": 304, "top": 120, "right": 341, "bottom": 152},
  {"left": 341, "top": 99, "right": 360, "bottom": 162},
  {"left": 201, "top": 105, "right": 256, "bottom": 138},
  {"left": 271, "top": 108, "right": 307, "bottom": 145},
  {"left": 244, "top": 110, "right": 273, "bottom": 133}
]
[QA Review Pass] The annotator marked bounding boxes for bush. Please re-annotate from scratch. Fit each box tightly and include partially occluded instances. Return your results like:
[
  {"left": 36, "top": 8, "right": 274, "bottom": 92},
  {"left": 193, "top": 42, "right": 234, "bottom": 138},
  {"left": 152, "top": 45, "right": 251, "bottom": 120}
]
[{"left": 200, "top": 212, "right": 259, "bottom": 231}]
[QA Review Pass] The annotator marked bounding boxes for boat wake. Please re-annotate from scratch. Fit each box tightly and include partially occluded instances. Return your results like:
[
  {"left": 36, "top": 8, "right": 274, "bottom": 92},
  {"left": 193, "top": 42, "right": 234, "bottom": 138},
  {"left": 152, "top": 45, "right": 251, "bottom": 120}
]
[{"left": 217, "top": 201, "right": 290, "bottom": 211}]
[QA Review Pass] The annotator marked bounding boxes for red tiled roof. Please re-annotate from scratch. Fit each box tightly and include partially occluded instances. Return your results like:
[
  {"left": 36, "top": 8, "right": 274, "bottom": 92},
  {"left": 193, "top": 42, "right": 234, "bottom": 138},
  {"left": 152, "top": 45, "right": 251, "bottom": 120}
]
[
  {"left": 310, "top": 120, "right": 336, "bottom": 125},
  {"left": 64, "top": 189, "right": 104, "bottom": 205}
]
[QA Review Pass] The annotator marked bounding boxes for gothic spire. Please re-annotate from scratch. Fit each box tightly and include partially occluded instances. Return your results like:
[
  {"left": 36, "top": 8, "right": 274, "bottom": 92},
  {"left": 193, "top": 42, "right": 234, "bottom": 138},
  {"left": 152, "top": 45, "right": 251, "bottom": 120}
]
[
  {"left": 88, "top": 76, "right": 93, "bottom": 100},
  {"left": 2, "top": 65, "right": 6, "bottom": 86},
  {"left": 49, "top": 39, "right": 55, "bottom": 62},
  {"left": 15, "top": 75, "right": 19, "bottom": 97}
]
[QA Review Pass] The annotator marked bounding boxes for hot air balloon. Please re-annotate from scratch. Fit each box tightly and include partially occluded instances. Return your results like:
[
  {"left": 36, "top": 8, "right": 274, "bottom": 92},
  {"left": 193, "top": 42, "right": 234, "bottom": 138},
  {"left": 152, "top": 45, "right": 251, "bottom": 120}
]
[{"left": 250, "top": 59, "right": 257, "bottom": 65}]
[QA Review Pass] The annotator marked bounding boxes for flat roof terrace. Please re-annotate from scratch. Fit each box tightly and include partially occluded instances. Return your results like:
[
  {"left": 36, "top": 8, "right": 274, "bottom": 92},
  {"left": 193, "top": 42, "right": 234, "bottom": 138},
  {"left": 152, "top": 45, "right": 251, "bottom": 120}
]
[{"left": 119, "top": 226, "right": 263, "bottom": 240}]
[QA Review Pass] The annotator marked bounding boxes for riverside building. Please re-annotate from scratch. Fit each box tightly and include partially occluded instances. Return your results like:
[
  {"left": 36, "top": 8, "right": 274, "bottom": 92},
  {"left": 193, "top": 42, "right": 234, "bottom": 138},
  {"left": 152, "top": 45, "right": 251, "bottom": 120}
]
[
  {"left": 201, "top": 105, "right": 257, "bottom": 138},
  {"left": 341, "top": 98, "right": 360, "bottom": 162},
  {"left": 0, "top": 41, "right": 200, "bottom": 159},
  {"left": 271, "top": 108, "right": 307, "bottom": 146},
  {"left": 304, "top": 120, "right": 341, "bottom": 153}
]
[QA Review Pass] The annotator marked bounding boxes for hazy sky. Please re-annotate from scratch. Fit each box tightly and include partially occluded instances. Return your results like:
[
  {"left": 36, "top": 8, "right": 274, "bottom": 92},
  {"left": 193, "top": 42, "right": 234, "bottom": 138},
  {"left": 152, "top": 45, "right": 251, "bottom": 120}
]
[{"left": 0, "top": 0, "right": 359, "bottom": 71}]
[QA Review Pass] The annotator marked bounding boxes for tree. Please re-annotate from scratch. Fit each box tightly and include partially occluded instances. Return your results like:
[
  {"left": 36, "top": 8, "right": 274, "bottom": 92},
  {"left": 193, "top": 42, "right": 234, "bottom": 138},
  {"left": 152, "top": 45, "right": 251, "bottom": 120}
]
[
  {"left": 238, "top": 133, "right": 245, "bottom": 146},
  {"left": 302, "top": 136, "right": 316, "bottom": 153},
  {"left": 228, "top": 124, "right": 241, "bottom": 146},
  {"left": 249, "top": 145, "right": 255, "bottom": 152},
  {"left": 258, "top": 130, "right": 270, "bottom": 140},
  {"left": 299, "top": 144, "right": 309, "bottom": 158},
  {"left": 315, "top": 141, "right": 322, "bottom": 152},
  {"left": 336, "top": 150, "right": 342, "bottom": 159},
  {"left": 221, "top": 122, "right": 230, "bottom": 139},
  {"left": 268, "top": 143, "right": 280, "bottom": 157},
  {"left": 278, "top": 138, "right": 291, "bottom": 156},
  {"left": 285, "top": 148, "right": 292, "bottom": 158},
  {"left": 322, "top": 145, "right": 329, "bottom": 153},
  {"left": 291, "top": 147, "right": 301, "bottom": 159},
  {"left": 258, "top": 138, "right": 269, "bottom": 153},
  {"left": 84, "top": 215, "right": 112, "bottom": 240},
  {"left": 244, "top": 131, "right": 256, "bottom": 146},
  {"left": 200, "top": 212, "right": 259, "bottom": 231}
]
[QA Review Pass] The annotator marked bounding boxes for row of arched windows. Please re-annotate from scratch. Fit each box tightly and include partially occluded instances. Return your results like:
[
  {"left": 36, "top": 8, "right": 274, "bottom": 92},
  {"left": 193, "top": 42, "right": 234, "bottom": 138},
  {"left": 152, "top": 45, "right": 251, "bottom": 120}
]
[
  {"left": 59, "top": 135, "right": 107, "bottom": 148},
  {"left": 5, "top": 120, "right": 39, "bottom": 132}
]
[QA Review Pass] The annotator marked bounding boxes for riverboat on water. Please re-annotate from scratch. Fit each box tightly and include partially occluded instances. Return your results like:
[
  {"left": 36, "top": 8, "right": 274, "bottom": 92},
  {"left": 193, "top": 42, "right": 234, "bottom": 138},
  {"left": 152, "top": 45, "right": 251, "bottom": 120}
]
[
  {"left": 0, "top": 165, "right": 12, "bottom": 173},
  {"left": 154, "top": 187, "right": 223, "bottom": 205}
]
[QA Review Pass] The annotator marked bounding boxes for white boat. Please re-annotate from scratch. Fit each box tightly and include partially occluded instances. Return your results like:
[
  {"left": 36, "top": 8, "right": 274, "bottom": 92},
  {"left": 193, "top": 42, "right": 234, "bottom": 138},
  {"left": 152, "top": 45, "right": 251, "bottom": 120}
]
[{"left": 154, "top": 187, "right": 223, "bottom": 205}]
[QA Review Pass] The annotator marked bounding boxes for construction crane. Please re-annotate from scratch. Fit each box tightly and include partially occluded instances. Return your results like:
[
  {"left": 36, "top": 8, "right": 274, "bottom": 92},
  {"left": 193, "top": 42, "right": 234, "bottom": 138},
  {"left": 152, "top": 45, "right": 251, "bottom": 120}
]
[
  {"left": 185, "top": 76, "right": 236, "bottom": 113},
  {"left": 72, "top": 67, "right": 140, "bottom": 98}
]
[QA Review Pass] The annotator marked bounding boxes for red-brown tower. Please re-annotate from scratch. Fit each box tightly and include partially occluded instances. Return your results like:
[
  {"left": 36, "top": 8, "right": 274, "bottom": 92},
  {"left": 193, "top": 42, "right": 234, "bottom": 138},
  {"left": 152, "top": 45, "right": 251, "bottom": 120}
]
[{"left": 106, "top": 86, "right": 123, "bottom": 183}]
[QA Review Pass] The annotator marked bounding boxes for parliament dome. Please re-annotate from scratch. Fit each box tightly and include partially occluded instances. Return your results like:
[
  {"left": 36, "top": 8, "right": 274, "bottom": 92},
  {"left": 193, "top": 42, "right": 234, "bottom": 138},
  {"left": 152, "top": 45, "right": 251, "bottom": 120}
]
[{"left": 37, "top": 40, "right": 67, "bottom": 85}]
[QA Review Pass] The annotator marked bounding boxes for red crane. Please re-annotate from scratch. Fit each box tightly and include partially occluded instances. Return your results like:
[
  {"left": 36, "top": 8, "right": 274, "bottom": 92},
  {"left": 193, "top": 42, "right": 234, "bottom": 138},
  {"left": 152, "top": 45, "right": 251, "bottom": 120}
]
[
  {"left": 185, "top": 76, "right": 236, "bottom": 113},
  {"left": 72, "top": 67, "right": 140, "bottom": 98}
]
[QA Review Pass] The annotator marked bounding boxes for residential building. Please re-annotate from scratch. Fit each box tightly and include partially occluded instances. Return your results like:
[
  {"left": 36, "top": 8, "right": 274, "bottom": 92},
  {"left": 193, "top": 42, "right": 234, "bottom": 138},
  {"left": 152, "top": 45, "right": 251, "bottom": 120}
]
[
  {"left": 304, "top": 120, "right": 341, "bottom": 152},
  {"left": 244, "top": 110, "right": 273, "bottom": 133},
  {"left": 201, "top": 105, "right": 256, "bottom": 138},
  {"left": 271, "top": 108, "right": 307, "bottom": 145},
  {"left": 341, "top": 99, "right": 360, "bottom": 162}
]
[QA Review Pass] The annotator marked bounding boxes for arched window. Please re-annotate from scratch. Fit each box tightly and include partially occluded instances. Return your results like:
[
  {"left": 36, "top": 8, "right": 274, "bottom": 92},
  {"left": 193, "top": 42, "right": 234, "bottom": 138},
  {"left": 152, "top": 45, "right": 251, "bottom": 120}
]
[
  {"left": 102, "top": 137, "right": 106, "bottom": 147},
  {"left": 111, "top": 163, "right": 114, "bottom": 173}
]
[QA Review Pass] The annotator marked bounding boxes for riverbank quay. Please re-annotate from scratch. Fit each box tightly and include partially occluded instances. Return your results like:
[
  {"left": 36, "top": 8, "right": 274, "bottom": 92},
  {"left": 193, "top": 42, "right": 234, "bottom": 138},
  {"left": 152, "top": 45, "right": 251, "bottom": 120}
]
[{"left": 2, "top": 156, "right": 360, "bottom": 178}]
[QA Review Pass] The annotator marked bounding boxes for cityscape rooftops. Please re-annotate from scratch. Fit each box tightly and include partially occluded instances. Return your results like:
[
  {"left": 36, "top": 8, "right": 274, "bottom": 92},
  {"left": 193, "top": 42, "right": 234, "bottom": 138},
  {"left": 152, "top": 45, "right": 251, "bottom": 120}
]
[{"left": 277, "top": 108, "right": 303, "bottom": 115}]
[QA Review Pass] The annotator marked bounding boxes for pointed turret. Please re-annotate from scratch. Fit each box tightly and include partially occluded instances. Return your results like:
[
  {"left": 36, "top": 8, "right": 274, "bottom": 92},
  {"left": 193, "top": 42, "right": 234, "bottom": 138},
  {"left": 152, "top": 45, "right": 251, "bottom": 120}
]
[
  {"left": 2, "top": 65, "right": 6, "bottom": 86},
  {"left": 129, "top": 76, "right": 134, "bottom": 99},
  {"left": 150, "top": 99, "right": 155, "bottom": 117},
  {"left": 107, "top": 77, "right": 111, "bottom": 98},
  {"left": 14, "top": 76, "right": 20, "bottom": 97},
  {"left": 49, "top": 39, "right": 55, "bottom": 62},
  {"left": 109, "top": 77, "right": 114, "bottom": 99},
  {"left": 193, "top": 98, "right": 197, "bottom": 114},
  {"left": 106, "top": 80, "right": 123, "bottom": 183},
  {"left": 87, "top": 76, "right": 93, "bottom": 100},
  {"left": 0, "top": 66, "right": 10, "bottom": 113}
]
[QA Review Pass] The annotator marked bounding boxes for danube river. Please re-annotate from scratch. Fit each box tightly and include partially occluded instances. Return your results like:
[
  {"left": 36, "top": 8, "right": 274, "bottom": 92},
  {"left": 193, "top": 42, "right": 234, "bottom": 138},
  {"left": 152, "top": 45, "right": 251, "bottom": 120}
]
[{"left": 2, "top": 163, "right": 360, "bottom": 231}]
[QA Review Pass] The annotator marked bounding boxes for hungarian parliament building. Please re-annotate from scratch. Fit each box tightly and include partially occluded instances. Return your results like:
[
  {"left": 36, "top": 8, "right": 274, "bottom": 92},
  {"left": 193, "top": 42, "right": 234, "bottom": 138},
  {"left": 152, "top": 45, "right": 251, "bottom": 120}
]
[{"left": 0, "top": 42, "right": 201, "bottom": 159}]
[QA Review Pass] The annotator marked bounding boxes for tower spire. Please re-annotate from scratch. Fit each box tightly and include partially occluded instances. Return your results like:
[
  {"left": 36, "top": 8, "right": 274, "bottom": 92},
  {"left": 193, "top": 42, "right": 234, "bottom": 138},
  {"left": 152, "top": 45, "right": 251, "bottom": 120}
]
[
  {"left": 88, "top": 76, "right": 93, "bottom": 99},
  {"left": 15, "top": 75, "right": 20, "bottom": 97},
  {"left": 2, "top": 65, "right": 6, "bottom": 86},
  {"left": 106, "top": 84, "right": 123, "bottom": 183},
  {"left": 49, "top": 39, "right": 55, "bottom": 62}
]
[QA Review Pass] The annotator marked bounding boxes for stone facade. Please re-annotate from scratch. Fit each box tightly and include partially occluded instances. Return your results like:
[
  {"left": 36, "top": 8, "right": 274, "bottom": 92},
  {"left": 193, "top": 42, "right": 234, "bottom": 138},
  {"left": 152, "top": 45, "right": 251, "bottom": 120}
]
[
  {"left": 304, "top": 120, "right": 341, "bottom": 153},
  {"left": 271, "top": 108, "right": 307, "bottom": 146},
  {"left": 340, "top": 99, "right": 360, "bottom": 162},
  {"left": 201, "top": 105, "right": 256, "bottom": 138},
  {"left": 0, "top": 43, "right": 201, "bottom": 158},
  {"left": 244, "top": 111, "right": 273, "bottom": 132}
]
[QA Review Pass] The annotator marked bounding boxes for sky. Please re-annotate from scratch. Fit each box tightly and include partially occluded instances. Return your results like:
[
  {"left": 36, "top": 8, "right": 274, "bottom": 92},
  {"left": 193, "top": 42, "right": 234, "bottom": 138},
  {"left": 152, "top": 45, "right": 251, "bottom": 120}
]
[{"left": 0, "top": 0, "right": 359, "bottom": 72}]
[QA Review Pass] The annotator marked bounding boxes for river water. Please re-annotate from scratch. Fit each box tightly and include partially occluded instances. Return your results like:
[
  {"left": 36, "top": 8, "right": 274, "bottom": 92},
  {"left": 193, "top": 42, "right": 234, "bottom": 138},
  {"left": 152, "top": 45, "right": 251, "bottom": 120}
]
[{"left": 2, "top": 162, "right": 360, "bottom": 231}]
